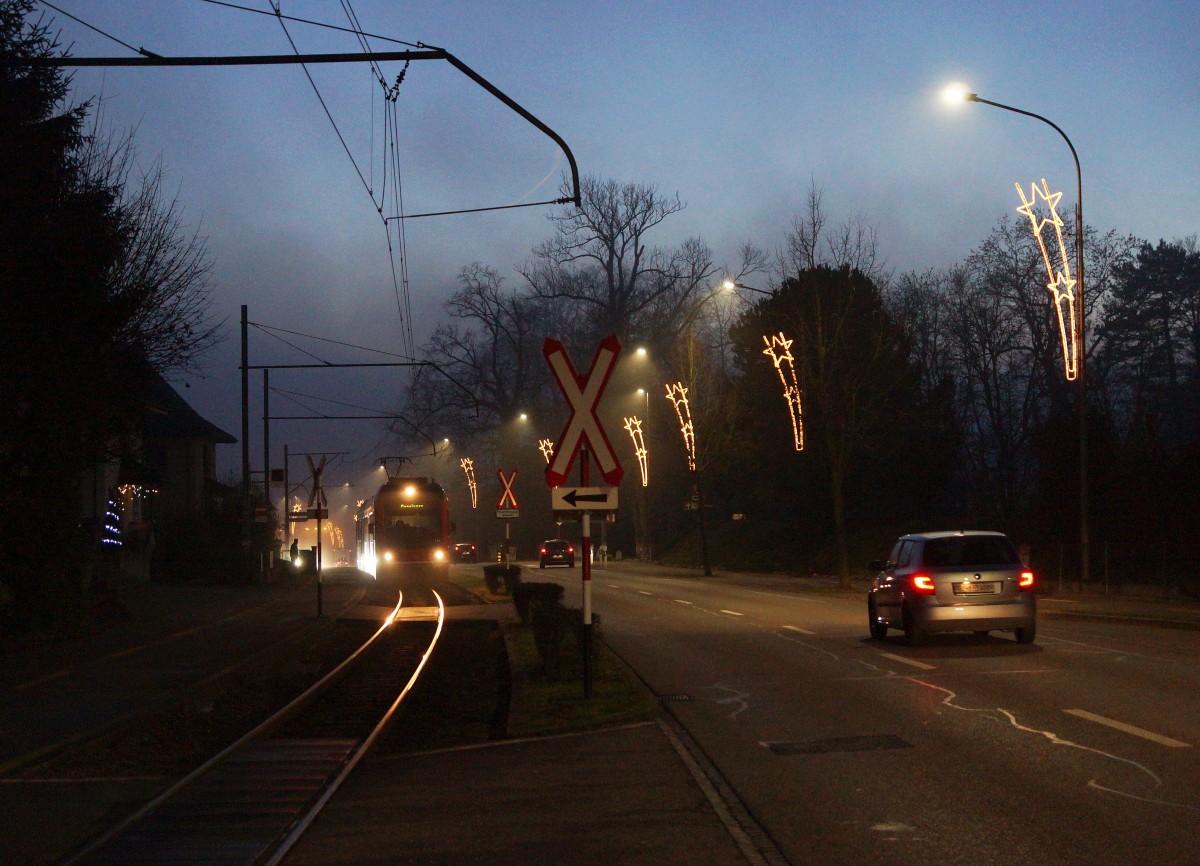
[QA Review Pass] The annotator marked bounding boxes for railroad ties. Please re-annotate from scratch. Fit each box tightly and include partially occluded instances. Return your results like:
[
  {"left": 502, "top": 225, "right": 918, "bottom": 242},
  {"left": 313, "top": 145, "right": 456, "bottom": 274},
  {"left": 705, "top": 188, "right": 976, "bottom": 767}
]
[
  {"left": 70, "top": 595, "right": 444, "bottom": 866},
  {"left": 78, "top": 739, "right": 357, "bottom": 865}
]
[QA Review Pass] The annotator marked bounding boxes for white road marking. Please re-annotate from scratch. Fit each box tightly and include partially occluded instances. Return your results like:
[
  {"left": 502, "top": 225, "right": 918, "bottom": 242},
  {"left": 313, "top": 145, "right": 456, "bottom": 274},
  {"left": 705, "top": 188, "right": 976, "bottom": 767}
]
[
  {"left": 782, "top": 625, "right": 815, "bottom": 635},
  {"left": 720, "top": 610, "right": 745, "bottom": 617},
  {"left": 674, "top": 599, "right": 694, "bottom": 605},
  {"left": 1064, "top": 709, "right": 1191, "bottom": 748},
  {"left": 607, "top": 584, "right": 620, "bottom": 588},
  {"left": 638, "top": 590, "right": 653, "bottom": 596},
  {"left": 878, "top": 652, "right": 936, "bottom": 670}
]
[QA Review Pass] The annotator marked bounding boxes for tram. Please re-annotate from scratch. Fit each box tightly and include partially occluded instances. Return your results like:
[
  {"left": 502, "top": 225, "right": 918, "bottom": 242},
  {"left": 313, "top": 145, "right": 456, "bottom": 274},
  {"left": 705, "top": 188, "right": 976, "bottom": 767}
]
[{"left": 355, "top": 476, "right": 451, "bottom": 586}]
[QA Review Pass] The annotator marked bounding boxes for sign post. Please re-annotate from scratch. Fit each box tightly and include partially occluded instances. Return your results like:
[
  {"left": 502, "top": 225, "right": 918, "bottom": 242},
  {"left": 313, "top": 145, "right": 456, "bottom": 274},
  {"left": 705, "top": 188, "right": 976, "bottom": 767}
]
[
  {"left": 496, "top": 469, "right": 519, "bottom": 568},
  {"left": 306, "top": 455, "right": 327, "bottom": 616},
  {"left": 543, "top": 336, "right": 623, "bottom": 698}
]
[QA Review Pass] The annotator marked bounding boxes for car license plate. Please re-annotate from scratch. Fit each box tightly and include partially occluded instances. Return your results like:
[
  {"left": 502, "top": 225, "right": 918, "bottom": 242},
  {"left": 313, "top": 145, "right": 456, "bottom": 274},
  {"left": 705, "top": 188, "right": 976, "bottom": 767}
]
[{"left": 957, "top": 581, "right": 995, "bottom": 594}]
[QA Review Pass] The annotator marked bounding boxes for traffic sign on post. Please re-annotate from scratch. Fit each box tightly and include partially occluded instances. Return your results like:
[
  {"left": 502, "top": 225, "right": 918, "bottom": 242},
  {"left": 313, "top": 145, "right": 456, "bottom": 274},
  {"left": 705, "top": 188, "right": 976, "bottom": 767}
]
[
  {"left": 551, "top": 486, "right": 618, "bottom": 511},
  {"left": 543, "top": 336, "right": 624, "bottom": 488},
  {"left": 496, "top": 469, "right": 519, "bottom": 509}
]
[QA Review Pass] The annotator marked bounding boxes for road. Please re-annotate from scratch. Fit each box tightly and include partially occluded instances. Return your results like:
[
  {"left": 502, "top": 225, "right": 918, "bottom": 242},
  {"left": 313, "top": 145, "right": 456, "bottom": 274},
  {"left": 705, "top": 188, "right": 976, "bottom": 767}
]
[{"left": 539, "top": 562, "right": 1200, "bottom": 866}]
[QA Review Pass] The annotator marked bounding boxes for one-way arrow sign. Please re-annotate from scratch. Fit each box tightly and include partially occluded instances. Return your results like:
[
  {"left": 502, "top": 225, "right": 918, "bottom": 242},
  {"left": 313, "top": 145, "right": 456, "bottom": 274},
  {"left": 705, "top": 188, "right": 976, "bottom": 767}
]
[{"left": 551, "top": 486, "right": 618, "bottom": 511}]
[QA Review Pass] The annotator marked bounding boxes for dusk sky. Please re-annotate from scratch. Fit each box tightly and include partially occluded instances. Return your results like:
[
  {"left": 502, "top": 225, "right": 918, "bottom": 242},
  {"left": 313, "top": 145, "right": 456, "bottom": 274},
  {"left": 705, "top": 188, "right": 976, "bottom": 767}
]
[{"left": 43, "top": 1, "right": 1199, "bottom": 491}]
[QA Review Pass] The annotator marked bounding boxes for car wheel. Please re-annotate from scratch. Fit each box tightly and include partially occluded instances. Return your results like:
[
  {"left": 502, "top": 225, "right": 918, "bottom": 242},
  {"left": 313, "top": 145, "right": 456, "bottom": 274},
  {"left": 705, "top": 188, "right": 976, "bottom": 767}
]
[
  {"left": 539, "top": 562, "right": 545, "bottom": 569},
  {"left": 902, "top": 604, "right": 927, "bottom": 647},
  {"left": 1015, "top": 621, "right": 1037, "bottom": 644},
  {"left": 868, "top": 599, "right": 888, "bottom": 640}
]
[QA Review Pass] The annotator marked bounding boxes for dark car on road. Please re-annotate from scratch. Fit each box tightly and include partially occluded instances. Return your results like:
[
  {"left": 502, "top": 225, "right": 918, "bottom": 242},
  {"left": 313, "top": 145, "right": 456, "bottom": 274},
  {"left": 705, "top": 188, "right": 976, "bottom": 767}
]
[
  {"left": 451, "top": 542, "right": 478, "bottom": 563},
  {"left": 867, "top": 530, "right": 1036, "bottom": 645},
  {"left": 539, "top": 539, "right": 575, "bottom": 568}
]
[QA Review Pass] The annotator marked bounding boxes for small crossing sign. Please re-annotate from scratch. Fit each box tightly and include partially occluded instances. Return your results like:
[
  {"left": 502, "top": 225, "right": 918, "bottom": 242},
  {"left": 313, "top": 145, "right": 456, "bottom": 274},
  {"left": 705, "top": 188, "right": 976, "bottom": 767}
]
[{"left": 496, "top": 469, "right": 519, "bottom": 509}]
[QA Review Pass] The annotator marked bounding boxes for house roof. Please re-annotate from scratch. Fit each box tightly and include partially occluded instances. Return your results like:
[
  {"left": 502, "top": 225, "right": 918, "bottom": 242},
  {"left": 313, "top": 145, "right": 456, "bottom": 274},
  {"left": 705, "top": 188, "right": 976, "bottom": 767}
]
[{"left": 141, "top": 372, "right": 237, "bottom": 444}]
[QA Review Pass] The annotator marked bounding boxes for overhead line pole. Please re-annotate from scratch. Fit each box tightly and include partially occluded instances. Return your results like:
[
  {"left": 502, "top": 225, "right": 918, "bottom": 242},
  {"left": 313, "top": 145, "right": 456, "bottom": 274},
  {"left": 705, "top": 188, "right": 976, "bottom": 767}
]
[{"left": 11, "top": 47, "right": 581, "bottom": 207}]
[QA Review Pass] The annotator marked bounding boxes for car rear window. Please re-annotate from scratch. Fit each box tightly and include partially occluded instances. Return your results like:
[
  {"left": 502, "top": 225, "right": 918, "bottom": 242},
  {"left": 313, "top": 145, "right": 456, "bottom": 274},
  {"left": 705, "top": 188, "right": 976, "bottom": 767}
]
[{"left": 921, "top": 536, "right": 1020, "bottom": 567}]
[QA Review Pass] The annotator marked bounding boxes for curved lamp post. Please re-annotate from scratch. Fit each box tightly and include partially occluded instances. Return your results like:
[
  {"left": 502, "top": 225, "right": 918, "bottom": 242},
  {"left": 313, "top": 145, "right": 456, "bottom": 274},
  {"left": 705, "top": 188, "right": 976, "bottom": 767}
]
[
  {"left": 943, "top": 84, "right": 1088, "bottom": 587},
  {"left": 723, "top": 279, "right": 772, "bottom": 297}
]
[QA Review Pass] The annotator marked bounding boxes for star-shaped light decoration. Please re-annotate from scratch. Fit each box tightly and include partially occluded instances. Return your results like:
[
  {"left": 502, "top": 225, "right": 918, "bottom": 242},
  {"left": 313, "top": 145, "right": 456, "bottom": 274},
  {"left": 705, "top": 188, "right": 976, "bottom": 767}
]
[
  {"left": 537, "top": 438, "right": 555, "bottom": 464},
  {"left": 762, "top": 331, "right": 804, "bottom": 451},
  {"left": 1015, "top": 178, "right": 1079, "bottom": 380},
  {"left": 459, "top": 457, "right": 478, "bottom": 509},
  {"left": 665, "top": 382, "right": 696, "bottom": 471},
  {"left": 623, "top": 416, "right": 649, "bottom": 486}
]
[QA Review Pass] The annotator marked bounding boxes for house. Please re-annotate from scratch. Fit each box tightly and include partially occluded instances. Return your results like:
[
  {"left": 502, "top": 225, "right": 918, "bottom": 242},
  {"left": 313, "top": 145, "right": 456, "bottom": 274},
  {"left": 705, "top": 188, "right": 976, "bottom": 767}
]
[{"left": 82, "top": 371, "right": 237, "bottom": 583}]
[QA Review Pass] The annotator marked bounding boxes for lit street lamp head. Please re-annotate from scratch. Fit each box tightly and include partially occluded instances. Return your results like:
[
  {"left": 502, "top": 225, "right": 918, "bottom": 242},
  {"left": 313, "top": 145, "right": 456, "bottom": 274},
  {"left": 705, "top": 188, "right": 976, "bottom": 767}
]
[{"left": 941, "top": 82, "right": 978, "bottom": 103}]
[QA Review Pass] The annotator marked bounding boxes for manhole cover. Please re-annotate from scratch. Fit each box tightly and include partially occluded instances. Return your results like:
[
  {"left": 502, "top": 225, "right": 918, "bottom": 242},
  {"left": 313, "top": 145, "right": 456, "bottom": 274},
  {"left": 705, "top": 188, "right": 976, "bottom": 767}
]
[{"left": 763, "top": 734, "right": 911, "bottom": 755}]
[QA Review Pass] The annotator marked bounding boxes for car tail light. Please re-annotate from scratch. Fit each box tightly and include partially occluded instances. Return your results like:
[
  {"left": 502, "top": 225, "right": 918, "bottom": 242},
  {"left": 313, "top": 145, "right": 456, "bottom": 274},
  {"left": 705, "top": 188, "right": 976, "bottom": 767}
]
[
  {"left": 909, "top": 574, "right": 936, "bottom": 594},
  {"left": 1019, "top": 570, "right": 1035, "bottom": 590},
  {"left": 540, "top": 547, "right": 548, "bottom": 555},
  {"left": 567, "top": 546, "right": 575, "bottom": 554}
]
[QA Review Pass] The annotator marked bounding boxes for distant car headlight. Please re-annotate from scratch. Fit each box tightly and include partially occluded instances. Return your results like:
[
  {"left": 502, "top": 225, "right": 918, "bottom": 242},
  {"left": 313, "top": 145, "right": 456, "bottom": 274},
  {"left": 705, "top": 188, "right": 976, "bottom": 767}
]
[
  {"left": 434, "top": 548, "right": 446, "bottom": 561},
  {"left": 383, "top": 551, "right": 395, "bottom": 562}
]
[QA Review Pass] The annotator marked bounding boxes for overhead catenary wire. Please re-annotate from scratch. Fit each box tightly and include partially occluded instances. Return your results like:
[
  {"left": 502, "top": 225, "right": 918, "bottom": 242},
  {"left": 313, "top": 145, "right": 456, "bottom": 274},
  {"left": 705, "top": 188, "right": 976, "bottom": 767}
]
[
  {"left": 250, "top": 321, "right": 417, "bottom": 360},
  {"left": 268, "top": 1, "right": 415, "bottom": 357}
]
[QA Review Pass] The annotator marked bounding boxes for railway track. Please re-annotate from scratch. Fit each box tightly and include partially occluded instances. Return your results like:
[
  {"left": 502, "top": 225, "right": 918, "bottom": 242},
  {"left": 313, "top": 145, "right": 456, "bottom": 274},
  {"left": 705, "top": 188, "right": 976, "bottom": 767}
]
[{"left": 63, "top": 589, "right": 446, "bottom": 866}]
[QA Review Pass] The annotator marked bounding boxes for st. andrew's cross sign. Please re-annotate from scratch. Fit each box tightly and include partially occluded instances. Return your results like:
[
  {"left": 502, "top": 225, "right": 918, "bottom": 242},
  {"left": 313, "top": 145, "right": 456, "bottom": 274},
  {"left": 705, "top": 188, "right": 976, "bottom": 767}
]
[{"left": 543, "top": 336, "right": 624, "bottom": 488}]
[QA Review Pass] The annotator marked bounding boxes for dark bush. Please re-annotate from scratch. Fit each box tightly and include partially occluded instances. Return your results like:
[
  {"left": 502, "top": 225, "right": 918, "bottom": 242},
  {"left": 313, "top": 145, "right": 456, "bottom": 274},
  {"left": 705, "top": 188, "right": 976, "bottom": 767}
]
[
  {"left": 483, "top": 564, "right": 522, "bottom": 595},
  {"left": 511, "top": 581, "right": 564, "bottom": 625}
]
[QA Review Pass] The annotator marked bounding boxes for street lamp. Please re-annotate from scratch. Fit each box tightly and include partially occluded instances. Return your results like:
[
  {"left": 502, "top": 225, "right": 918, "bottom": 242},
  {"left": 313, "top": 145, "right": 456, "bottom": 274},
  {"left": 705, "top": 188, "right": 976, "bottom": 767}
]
[
  {"left": 723, "top": 279, "right": 772, "bottom": 297},
  {"left": 943, "top": 83, "right": 1089, "bottom": 586}
]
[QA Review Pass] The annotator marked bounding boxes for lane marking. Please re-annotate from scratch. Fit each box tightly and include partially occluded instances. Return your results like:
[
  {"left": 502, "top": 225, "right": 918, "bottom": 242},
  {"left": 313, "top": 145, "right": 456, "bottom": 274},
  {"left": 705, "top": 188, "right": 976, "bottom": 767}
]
[
  {"left": 638, "top": 591, "right": 653, "bottom": 596},
  {"left": 878, "top": 652, "right": 936, "bottom": 671},
  {"left": 13, "top": 669, "right": 70, "bottom": 690},
  {"left": 674, "top": 599, "right": 694, "bottom": 605},
  {"left": 607, "top": 584, "right": 620, "bottom": 589},
  {"left": 1064, "top": 709, "right": 1191, "bottom": 748},
  {"left": 720, "top": 610, "right": 745, "bottom": 617},
  {"left": 782, "top": 625, "right": 815, "bottom": 635}
]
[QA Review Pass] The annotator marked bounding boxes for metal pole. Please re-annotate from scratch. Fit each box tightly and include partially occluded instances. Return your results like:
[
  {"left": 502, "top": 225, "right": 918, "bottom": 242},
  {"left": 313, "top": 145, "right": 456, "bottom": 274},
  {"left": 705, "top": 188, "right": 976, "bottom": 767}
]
[
  {"left": 284, "top": 443, "right": 290, "bottom": 560},
  {"left": 967, "top": 94, "right": 1088, "bottom": 588},
  {"left": 240, "top": 305, "right": 249, "bottom": 499},
  {"left": 580, "top": 444, "right": 593, "bottom": 698},
  {"left": 262, "top": 369, "right": 270, "bottom": 509}
]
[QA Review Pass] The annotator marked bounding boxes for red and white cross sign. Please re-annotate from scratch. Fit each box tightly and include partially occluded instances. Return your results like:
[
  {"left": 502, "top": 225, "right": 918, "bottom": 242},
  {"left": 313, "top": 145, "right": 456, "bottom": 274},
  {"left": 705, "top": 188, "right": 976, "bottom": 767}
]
[
  {"left": 543, "top": 335, "right": 624, "bottom": 488},
  {"left": 496, "top": 469, "right": 519, "bottom": 509}
]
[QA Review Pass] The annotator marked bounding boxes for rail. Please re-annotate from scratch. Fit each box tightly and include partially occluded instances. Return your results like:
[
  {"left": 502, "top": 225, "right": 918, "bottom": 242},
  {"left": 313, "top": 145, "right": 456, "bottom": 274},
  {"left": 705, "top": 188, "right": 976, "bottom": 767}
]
[{"left": 64, "top": 589, "right": 446, "bottom": 865}]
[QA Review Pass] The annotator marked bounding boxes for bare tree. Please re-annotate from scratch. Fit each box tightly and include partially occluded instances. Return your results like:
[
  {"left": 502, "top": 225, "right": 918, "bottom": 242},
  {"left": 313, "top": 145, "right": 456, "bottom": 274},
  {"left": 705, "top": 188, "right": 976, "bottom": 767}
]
[
  {"left": 520, "top": 174, "right": 721, "bottom": 348},
  {"left": 781, "top": 182, "right": 888, "bottom": 284}
]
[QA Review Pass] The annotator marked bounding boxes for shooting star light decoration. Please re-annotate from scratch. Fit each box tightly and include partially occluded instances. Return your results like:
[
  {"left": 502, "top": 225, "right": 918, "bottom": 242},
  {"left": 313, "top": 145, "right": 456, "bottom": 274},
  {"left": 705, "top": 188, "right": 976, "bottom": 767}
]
[
  {"left": 537, "top": 438, "right": 555, "bottom": 464},
  {"left": 762, "top": 331, "right": 804, "bottom": 451},
  {"left": 459, "top": 457, "right": 478, "bottom": 509},
  {"left": 1015, "top": 178, "right": 1079, "bottom": 380},
  {"left": 665, "top": 382, "right": 696, "bottom": 471},
  {"left": 623, "top": 416, "right": 649, "bottom": 486}
]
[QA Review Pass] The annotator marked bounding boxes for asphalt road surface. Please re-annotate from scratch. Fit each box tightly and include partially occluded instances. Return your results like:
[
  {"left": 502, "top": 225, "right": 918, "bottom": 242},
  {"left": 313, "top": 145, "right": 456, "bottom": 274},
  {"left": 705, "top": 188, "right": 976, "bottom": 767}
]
[{"left": 542, "top": 563, "right": 1200, "bottom": 866}]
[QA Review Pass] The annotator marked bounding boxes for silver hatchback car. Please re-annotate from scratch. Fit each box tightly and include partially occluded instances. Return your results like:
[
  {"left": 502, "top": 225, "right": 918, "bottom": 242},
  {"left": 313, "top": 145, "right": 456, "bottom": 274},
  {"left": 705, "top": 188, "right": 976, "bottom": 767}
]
[{"left": 867, "top": 531, "right": 1036, "bottom": 645}]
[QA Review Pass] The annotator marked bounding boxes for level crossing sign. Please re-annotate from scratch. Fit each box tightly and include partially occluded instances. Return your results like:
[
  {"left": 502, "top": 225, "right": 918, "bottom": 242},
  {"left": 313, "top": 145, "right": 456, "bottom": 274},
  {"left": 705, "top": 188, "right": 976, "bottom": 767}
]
[
  {"left": 543, "top": 336, "right": 624, "bottom": 488},
  {"left": 496, "top": 468, "right": 519, "bottom": 516}
]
